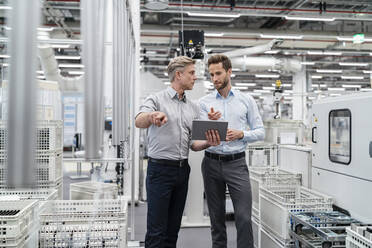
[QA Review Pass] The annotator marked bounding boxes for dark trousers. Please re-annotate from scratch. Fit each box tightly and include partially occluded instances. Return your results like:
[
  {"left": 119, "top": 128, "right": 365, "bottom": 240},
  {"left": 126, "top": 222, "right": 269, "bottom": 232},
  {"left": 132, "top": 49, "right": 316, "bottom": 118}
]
[
  {"left": 202, "top": 156, "right": 254, "bottom": 248},
  {"left": 145, "top": 160, "right": 190, "bottom": 248}
]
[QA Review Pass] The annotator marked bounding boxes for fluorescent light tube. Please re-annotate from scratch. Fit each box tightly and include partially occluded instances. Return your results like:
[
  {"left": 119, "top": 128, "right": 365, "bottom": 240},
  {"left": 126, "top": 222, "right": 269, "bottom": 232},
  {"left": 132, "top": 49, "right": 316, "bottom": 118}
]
[
  {"left": 341, "top": 76, "right": 364, "bottom": 80},
  {"left": 339, "top": 62, "right": 368, "bottom": 67},
  {"left": 187, "top": 12, "right": 240, "bottom": 18},
  {"left": 164, "top": 82, "right": 171, "bottom": 85},
  {"left": 36, "top": 70, "right": 44, "bottom": 74},
  {"left": 272, "top": 83, "right": 291, "bottom": 87},
  {"left": 68, "top": 71, "right": 84, "bottom": 75},
  {"left": 37, "top": 76, "right": 45, "bottom": 80},
  {"left": 330, "top": 93, "right": 341, "bottom": 96},
  {"left": 342, "top": 84, "right": 361, "bottom": 88},
  {"left": 285, "top": 16, "right": 335, "bottom": 22},
  {"left": 235, "top": 83, "right": 256, "bottom": 87},
  {"left": 58, "top": 64, "right": 84, "bottom": 68},
  {"left": 316, "top": 69, "right": 342, "bottom": 73},
  {"left": 38, "top": 27, "right": 54, "bottom": 32},
  {"left": 0, "top": 55, "right": 10, "bottom": 58},
  {"left": 255, "top": 74, "right": 280, "bottom": 78},
  {"left": 262, "top": 86, "right": 275, "bottom": 90},
  {"left": 361, "top": 88, "right": 372, "bottom": 92},
  {"left": 308, "top": 51, "right": 342, "bottom": 56},
  {"left": 311, "top": 75, "right": 323, "bottom": 79},
  {"left": 0, "top": 6, "right": 11, "bottom": 10},
  {"left": 328, "top": 87, "right": 345, "bottom": 91},
  {"left": 260, "top": 34, "right": 303, "bottom": 40},
  {"left": 205, "top": 33, "right": 224, "bottom": 37},
  {"left": 55, "top": 55, "right": 81, "bottom": 60},
  {"left": 51, "top": 44, "right": 71, "bottom": 49},
  {"left": 363, "top": 70, "right": 372, "bottom": 74},
  {"left": 312, "top": 84, "right": 327, "bottom": 88},
  {"left": 301, "top": 62, "right": 315, "bottom": 65}
]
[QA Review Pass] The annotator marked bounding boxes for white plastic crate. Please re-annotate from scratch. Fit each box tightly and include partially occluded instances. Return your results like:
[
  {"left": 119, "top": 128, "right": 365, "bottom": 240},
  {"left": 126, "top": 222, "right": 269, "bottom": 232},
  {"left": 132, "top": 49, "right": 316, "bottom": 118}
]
[
  {"left": 0, "top": 200, "right": 38, "bottom": 241},
  {"left": 0, "top": 189, "right": 58, "bottom": 201},
  {"left": 249, "top": 167, "right": 301, "bottom": 215},
  {"left": 252, "top": 216, "right": 260, "bottom": 248},
  {"left": 0, "top": 151, "right": 62, "bottom": 185},
  {"left": 0, "top": 120, "right": 63, "bottom": 152},
  {"left": 346, "top": 226, "right": 372, "bottom": 248},
  {"left": 39, "top": 199, "right": 128, "bottom": 248},
  {"left": 246, "top": 143, "right": 278, "bottom": 166},
  {"left": 70, "top": 181, "right": 118, "bottom": 200},
  {"left": 259, "top": 185, "right": 332, "bottom": 241}
]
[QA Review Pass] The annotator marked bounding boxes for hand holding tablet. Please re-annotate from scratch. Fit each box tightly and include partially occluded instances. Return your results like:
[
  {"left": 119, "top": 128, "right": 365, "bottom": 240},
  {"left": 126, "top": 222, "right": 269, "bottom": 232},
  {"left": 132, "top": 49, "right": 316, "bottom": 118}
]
[{"left": 191, "top": 120, "right": 228, "bottom": 141}]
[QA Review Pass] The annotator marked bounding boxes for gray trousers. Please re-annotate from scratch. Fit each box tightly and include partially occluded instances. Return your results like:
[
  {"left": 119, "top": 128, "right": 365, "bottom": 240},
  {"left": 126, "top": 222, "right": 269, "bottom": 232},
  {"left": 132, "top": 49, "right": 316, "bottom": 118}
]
[{"left": 202, "top": 156, "right": 253, "bottom": 248}]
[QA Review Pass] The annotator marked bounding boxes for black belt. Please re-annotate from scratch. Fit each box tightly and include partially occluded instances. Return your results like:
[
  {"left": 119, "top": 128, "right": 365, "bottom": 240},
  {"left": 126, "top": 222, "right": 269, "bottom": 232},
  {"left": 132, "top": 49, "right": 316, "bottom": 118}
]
[
  {"left": 205, "top": 151, "right": 245, "bottom": 162},
  {"left": 148, "top": 157, "right": 188, "bottom": 167}
]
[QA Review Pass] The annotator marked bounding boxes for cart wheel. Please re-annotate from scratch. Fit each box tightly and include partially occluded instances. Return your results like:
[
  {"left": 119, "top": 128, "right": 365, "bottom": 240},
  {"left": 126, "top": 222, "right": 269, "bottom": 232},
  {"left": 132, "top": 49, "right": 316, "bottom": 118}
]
[
  {"left": 322, "top": 241, "right": 332, "bottom": 248},
  {"left": 295, "top": 224, "right": 303, "bottom": 234}
]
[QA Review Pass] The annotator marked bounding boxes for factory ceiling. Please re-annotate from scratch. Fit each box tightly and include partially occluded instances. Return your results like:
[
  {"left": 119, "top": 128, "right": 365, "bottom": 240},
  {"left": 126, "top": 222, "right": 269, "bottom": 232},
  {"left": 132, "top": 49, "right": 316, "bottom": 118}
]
[{"left": 1, "top": 0, "right": 372, "bottom": 98}]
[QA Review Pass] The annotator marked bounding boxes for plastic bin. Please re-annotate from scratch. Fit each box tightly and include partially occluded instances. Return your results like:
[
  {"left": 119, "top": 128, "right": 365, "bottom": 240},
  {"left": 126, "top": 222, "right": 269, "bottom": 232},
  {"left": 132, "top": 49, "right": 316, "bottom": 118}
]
[{"left": 70, "top": 181, "right": 118, "bottom": 200}]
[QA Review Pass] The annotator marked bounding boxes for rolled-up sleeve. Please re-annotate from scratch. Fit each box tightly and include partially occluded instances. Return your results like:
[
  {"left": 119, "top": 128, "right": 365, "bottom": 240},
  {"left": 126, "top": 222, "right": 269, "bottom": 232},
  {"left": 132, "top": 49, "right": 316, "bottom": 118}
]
[
  {"left": 136, "top": 94, "right": 158, "bottom": 118},
  {"left": 242, "top": 95, "right": 265, "bottom": 143}
]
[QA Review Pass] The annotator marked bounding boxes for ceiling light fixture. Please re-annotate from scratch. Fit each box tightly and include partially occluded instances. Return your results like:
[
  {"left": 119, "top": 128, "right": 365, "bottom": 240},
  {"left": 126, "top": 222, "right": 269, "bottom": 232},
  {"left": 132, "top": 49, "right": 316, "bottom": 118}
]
[
  {"left": 204, "top": 33, "right": 224, "bottom": 37},
  {"left": 51, "top": 44, "right": 71, "bottom": 49},
  {"left": 262, "top": 86, "right": 275, "bottom": 90},
  {"left": 260, "top": 34, "right": 303, "bottom": 40},
  {"left": 339, "top": 62, "right": 368, "bottom": 67},
  {"left": 341, "top": 76, "right": 364, "bottom": 80},
  {"left": 342, "top": 84, "right": 361, "bottom": 88},
  {"left": 55, "top": 55, "right": 81, "bottom": 60},
  {"left": 328, "top": 87, "right": 345, "bottom": 91},
  {"left": 363, "top": 70, "right": 372, "bottom": 74},
  {"left": 186, "top": 12, "right": 241, "bottom": 18},
  {"left": 235, "top": 83, "right": 256, "bottom": 87},
  {"left": 311, "top": 75, "right": 323, "bottom": 79},
  {"left": 68, "top": 71, "right": 84, "bottom": 75},
  {"left": 232, "top": 86, "right": 248, "bottom": 90},
  {"left": 58, "top": 64, "right": 84, "bottom": 68},
  {"left": 308, "top": 51, "right": 342, "bottom": 56},
  {"left": 255, "top": 74, "right": 280, "bottom": 78},
  {"left": 316, "top": 69, "right": 342, "bottom": 73},
  {"left": 284, "top": 16, "right": 335, "bottom": 22},
  {"left": 264, "top": 50, "right": 279, "bottom": 54}
]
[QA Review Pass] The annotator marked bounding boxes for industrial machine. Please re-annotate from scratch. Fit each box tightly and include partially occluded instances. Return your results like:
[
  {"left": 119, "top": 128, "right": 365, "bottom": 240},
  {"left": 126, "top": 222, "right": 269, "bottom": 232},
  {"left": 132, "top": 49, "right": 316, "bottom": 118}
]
[{"left": 311, "top": 92, "right": 372, "bottom": 223}]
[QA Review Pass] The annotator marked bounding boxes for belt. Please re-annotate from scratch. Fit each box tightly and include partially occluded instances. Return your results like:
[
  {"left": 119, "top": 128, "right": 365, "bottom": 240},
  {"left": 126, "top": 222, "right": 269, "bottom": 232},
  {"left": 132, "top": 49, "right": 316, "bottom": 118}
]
[
  {"left": 205, "top": 151, "right": 245, "bottom": 162},
  {"left": 148, "top": 157, "right": 188, "bottom": 167}
]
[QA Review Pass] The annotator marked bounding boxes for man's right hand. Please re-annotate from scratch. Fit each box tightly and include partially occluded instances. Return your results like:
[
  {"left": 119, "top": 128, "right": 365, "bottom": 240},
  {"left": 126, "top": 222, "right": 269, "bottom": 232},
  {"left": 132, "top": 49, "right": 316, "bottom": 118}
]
[
  {"left": 208, "top": 107, "right": 222, "bottom": 120},
  {"left": 148, "top": 111, "right": 168, "bottom": 127},
  {"left": 205, "top": 129, "right": 221, "bottom": 146}
]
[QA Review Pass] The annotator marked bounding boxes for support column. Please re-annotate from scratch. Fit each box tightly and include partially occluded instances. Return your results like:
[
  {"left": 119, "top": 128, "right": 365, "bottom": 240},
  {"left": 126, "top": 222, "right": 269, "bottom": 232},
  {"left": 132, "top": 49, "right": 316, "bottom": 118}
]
[
  {"left": 292, "top": 68, "right": 308, "bottom": 122},
  {"left": 7, "top": 0, "right": 40, "bottom": 187}
]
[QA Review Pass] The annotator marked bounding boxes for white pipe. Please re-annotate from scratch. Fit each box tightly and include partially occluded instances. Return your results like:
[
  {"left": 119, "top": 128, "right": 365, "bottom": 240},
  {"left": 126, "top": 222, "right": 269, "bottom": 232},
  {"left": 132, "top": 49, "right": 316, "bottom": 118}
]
[
  {"left": 231, "top": 56, "right": 302, "bottom": 73},
  {"left": 38, "top": 44, "right": 83, "bottom": 92},
  {"left": 223, "top": 39, "right": 277, "bottom": 58}
]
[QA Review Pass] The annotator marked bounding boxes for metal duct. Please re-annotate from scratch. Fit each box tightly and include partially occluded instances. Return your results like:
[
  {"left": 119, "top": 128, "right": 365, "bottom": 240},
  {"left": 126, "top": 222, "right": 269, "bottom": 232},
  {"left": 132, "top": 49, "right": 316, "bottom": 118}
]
[
  {"left": 81, "top": 0, "right": 106, "bottom": 159},
  {"left": 223, "top": 40, "right": 277, "bottom": 58},
  {"left": 144, "top": 0, "right": 169, "bottom": 10},
  {"left": 38, "top": 44, "right": 83, "bottom": 92},
  {"left": 231, "top": 56, "right": 303, "bottom": 73}
]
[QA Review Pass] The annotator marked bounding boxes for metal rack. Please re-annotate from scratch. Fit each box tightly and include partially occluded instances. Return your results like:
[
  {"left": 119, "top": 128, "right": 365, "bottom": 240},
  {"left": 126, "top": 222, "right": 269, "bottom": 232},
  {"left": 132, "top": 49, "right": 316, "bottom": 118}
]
[
  {"left": 346, "top": 224, "right": 372, "bottom": 248},
  {"left": 289, "top": 211, "right": 362, "bottom": 248}
]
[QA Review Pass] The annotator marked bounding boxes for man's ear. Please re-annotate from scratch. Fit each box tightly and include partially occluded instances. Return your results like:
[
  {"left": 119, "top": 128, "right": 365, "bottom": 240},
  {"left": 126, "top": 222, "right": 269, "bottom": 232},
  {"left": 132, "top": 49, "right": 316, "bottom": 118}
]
[{"left": 227, "top": 68, "right": 232, "bottom": 76}]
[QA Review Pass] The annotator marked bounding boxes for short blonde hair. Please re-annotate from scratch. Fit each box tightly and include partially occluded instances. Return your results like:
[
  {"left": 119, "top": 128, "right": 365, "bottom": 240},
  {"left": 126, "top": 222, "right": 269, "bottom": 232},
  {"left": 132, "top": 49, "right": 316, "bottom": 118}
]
[{"left": 167, "top": 56, "right": 195, "bottom": 82}]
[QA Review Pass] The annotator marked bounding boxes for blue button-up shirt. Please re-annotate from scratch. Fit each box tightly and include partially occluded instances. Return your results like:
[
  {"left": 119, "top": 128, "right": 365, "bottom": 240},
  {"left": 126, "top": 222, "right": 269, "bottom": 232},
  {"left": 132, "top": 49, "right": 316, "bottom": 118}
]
[{"left": 199, "top": 88, "right": 265, "bottom": 154}]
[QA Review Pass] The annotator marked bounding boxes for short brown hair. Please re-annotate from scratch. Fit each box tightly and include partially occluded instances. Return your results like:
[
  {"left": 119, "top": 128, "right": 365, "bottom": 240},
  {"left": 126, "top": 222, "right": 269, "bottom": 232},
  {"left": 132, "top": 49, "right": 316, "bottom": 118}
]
[
  {"left": 167, "top": 56, "right": 195, "bottom": 82},
  {"left": 208, "top": 54, "right": 232, "bottom": 72}
]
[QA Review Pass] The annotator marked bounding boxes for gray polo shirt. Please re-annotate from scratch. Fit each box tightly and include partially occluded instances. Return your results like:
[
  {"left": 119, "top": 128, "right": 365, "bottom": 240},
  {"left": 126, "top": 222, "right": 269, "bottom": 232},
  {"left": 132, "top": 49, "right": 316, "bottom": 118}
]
[{"left": 137, "top": 87, "right": 199, "bottom": 160}]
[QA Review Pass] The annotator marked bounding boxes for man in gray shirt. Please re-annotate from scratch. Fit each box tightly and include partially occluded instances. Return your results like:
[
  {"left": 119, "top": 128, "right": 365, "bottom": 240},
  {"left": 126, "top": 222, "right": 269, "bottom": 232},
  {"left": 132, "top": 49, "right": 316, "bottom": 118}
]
[{"left": 135, "top": 56, "right": 220, "bottom": 248}]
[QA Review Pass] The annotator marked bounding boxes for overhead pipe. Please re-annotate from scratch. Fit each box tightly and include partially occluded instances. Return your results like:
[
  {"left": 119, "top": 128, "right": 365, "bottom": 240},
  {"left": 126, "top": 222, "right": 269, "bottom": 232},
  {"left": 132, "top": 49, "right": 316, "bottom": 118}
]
[
  {"left": 231, "top": 56, "right": 303, "bottom": 73},
  {"left": 38, "top": 44, "right": 83, "bottom": 92},
  {"left": 223, "top": 39, "right": 277, "bottom": 58}
]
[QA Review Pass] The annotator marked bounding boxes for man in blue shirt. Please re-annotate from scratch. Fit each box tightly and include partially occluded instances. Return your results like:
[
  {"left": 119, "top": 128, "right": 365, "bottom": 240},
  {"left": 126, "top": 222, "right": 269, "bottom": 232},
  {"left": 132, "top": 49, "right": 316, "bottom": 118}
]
[{"left": 199, "top": 54, "right": 265, "bottom": 248}]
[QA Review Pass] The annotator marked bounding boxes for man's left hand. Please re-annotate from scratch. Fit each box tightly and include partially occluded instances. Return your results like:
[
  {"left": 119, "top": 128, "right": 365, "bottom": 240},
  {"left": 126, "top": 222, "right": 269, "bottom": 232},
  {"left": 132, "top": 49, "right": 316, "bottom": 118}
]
[{"left": 226, "top": 128, "right": 244, "bottom": 141}]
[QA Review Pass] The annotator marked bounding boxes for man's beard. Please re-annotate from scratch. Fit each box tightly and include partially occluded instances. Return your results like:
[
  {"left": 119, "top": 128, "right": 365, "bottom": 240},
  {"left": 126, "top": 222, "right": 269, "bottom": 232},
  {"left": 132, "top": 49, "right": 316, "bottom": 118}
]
[{"left": 216, "top": 75, "right": 229, "bottom": 90}]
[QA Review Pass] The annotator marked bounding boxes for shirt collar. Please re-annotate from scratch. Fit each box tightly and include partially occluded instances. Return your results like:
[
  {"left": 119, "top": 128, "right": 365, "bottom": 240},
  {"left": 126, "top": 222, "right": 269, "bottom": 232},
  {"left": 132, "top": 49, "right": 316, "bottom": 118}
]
[
  {"left": 214, "top": 88, "right": 236, "bottom": 99},
  {"left": 167, "top": 86, "right": 187, "bottom": 102}
]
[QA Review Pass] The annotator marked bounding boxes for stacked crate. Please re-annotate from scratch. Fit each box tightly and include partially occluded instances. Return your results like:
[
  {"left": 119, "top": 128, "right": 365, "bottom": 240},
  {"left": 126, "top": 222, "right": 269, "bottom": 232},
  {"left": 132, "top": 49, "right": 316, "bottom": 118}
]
[
  {"left": 39, "top": 199, "right": 128, "bottom": 248},
  {"left": 246, "top": 143, "right": 278, "bottom": 167},
  {"left": 0, "top": 120, "right": 63, "bottom": 199},
  {"left": 0, "top": 200, "right": 39, "bottom": 248},
  {"left": 249, "top": 167, "right": 302, "bottom": 248},
  {"left": 259, "top": 186, "right": 333, "bottom": 248},
  {"left": 346, "top": 224, "right": 372, "bottom": 248}
]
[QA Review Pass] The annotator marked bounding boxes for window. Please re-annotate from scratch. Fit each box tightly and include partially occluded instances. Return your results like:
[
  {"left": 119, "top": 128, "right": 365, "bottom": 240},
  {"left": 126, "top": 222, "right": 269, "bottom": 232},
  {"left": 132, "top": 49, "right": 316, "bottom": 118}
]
[{"left": 329, "top": 109, "right": 351, "bottom": 165}]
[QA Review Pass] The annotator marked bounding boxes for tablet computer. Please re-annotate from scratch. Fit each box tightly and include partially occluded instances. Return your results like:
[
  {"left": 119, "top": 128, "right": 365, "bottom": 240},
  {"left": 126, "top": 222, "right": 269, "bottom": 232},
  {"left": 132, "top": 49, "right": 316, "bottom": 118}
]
[{"left": 191, "top": 120, "right": 228, "bottom": 141}]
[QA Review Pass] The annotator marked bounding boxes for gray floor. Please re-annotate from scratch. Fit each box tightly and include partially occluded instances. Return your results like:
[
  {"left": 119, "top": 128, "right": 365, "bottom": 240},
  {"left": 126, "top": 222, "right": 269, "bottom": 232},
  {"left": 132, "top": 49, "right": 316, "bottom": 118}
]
[
  {"left": 128, "top": 202, "right": 238, "bottom": 248},
  {"left": 63, "top": 170, "right": 238, "bottom": 248}
]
